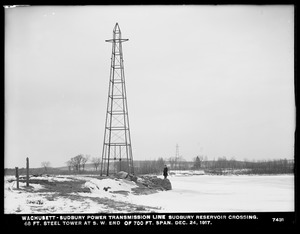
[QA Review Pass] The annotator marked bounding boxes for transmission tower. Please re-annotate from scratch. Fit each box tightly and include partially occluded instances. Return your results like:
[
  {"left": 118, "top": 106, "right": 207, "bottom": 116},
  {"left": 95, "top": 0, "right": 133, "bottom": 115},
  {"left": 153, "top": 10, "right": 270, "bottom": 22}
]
[{"left": 100, "top": 23, "right": 134, "bottom": 176}]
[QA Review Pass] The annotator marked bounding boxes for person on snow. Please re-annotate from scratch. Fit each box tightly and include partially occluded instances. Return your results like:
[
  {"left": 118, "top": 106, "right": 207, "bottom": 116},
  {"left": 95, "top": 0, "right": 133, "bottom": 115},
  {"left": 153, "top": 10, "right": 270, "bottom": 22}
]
[{"left": 163, "top": 165, "right": 168, "bottom": 179}]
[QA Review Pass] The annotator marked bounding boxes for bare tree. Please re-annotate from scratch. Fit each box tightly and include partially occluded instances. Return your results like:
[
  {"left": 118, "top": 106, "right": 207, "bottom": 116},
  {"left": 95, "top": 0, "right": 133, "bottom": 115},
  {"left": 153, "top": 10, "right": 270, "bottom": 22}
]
[
  {"left": 70, "top": 157, "right": 77, "bottom": 171},
  {"left": 41, "top": 161, "right": 50, "bottom": 172},
  {"left": 91, "top": 157, "right": 101, "bottom": 171},
  {"left": 81, "top": 155, "right": 90, "bottom": 171},
  {"left": 71, "top": 154, "right": 84, "bottom": 172},
  {"left": 66, "top": 160, "right": 72, "bottom": 171}
]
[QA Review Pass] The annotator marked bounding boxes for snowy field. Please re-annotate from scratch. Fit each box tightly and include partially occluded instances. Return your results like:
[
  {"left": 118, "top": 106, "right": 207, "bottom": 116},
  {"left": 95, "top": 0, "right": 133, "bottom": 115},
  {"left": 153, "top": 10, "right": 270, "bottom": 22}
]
[
  {"left": 4, "top": 173, "right": 294, "bottom": 213},
  {"left": 132, "top": 174, "right": 294, "bottom": 212}
]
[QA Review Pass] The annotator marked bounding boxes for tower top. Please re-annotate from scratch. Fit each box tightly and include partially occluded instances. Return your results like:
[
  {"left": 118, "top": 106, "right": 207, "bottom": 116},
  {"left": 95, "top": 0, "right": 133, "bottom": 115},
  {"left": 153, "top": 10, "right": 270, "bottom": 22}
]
[
  {"left": 113, "top": 23, "right": 120, "bottom": 33},
  {"left": 105, "top": 23, "right": 129, "bottom": 43}
]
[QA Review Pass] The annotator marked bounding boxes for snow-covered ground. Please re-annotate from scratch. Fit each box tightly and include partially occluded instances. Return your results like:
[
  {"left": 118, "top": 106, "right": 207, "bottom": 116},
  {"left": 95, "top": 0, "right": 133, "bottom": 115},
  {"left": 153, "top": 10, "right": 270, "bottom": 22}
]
[
  {"left": 131, "top": 174, "right": 294, "bottom": 212},
  {"left": 4, "top": 175, "right": 107, "bottom": 213},
  {"left": 4, "top": 173, "right": 294, "bottom": 213}
]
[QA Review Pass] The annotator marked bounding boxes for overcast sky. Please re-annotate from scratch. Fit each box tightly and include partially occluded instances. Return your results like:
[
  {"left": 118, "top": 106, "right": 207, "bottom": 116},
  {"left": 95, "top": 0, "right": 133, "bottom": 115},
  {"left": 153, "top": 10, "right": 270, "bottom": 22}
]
[{"left": 5, "top": 5, "right": 294, "bottom": 168}]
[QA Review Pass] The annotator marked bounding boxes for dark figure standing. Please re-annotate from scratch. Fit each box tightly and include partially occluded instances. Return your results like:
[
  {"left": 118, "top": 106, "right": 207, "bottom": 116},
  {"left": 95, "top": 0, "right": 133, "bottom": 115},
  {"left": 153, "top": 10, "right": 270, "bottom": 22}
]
[{"left": 163, "top": 165, "right": 168, "bottom": 179}]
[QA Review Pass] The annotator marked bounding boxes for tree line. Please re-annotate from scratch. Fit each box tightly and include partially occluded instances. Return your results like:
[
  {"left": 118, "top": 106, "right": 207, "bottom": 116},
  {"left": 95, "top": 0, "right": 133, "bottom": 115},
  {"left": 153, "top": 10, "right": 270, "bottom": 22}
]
[
  {"left": 200, "top": 157, "right": 293, "bottom": 174},
  {"left": 4, "top": 155, "right": 293, "bottom": 176},
  {"left": 66, "top": 154, "right": 102, "bottom": 172},
  {"left": 133, "top": 156, "right": 294, "bottom": 175}
]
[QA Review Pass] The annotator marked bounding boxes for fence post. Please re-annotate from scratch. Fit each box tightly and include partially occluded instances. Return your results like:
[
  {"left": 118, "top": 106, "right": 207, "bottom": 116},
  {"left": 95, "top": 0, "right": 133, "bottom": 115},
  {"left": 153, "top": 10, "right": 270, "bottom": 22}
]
[
  {"left": 15, "top": 167, "right": 19, "bottom": 189},
  {"left": 26, "top": 157, "right": 29, "bottom": 187}
]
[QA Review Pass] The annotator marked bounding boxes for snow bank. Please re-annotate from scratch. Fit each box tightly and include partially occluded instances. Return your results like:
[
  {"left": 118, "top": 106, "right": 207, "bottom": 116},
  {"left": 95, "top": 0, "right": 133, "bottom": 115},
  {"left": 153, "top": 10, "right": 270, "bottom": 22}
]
[
  {"left": 81, "top": 178, "right": 139, "bottom": 203},
  {"left": 5, "top": 180, "right": 45, "bottom": 191},
  {"left": 5, "top": 190, "right": 33, "bottom": 213},
  {"left": 4, "top": 179, "right": 49, "bottom": 213},
  {"left": 85, "top": 178, "right": 138, "bottom": 193},
  {"left": 4, "top": 189, "right": 107, "bottom": 213}
]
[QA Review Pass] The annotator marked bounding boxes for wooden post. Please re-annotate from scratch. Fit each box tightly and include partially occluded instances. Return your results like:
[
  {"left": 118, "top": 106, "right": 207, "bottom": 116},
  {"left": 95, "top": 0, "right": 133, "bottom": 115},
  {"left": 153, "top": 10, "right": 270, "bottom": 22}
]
[
  {"left": 26, "top": 157, "right": 29, "bottom": 187},
  {"left": 15, "top": 167, "right": 19, "bottom": 189}
]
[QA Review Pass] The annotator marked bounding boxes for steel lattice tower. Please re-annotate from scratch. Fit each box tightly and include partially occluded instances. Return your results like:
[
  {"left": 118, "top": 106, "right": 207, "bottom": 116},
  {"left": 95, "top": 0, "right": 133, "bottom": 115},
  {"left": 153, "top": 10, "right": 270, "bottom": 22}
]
[{"left": 100, "top": 23, "right": 134, "bottom": 176}]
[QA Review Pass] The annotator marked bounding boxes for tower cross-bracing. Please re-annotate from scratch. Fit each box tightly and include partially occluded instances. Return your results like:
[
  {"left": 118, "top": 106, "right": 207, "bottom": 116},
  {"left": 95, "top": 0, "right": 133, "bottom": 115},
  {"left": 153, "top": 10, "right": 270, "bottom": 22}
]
[{"left": 100, "top": 23, "right": 134, "bottom": 176}]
